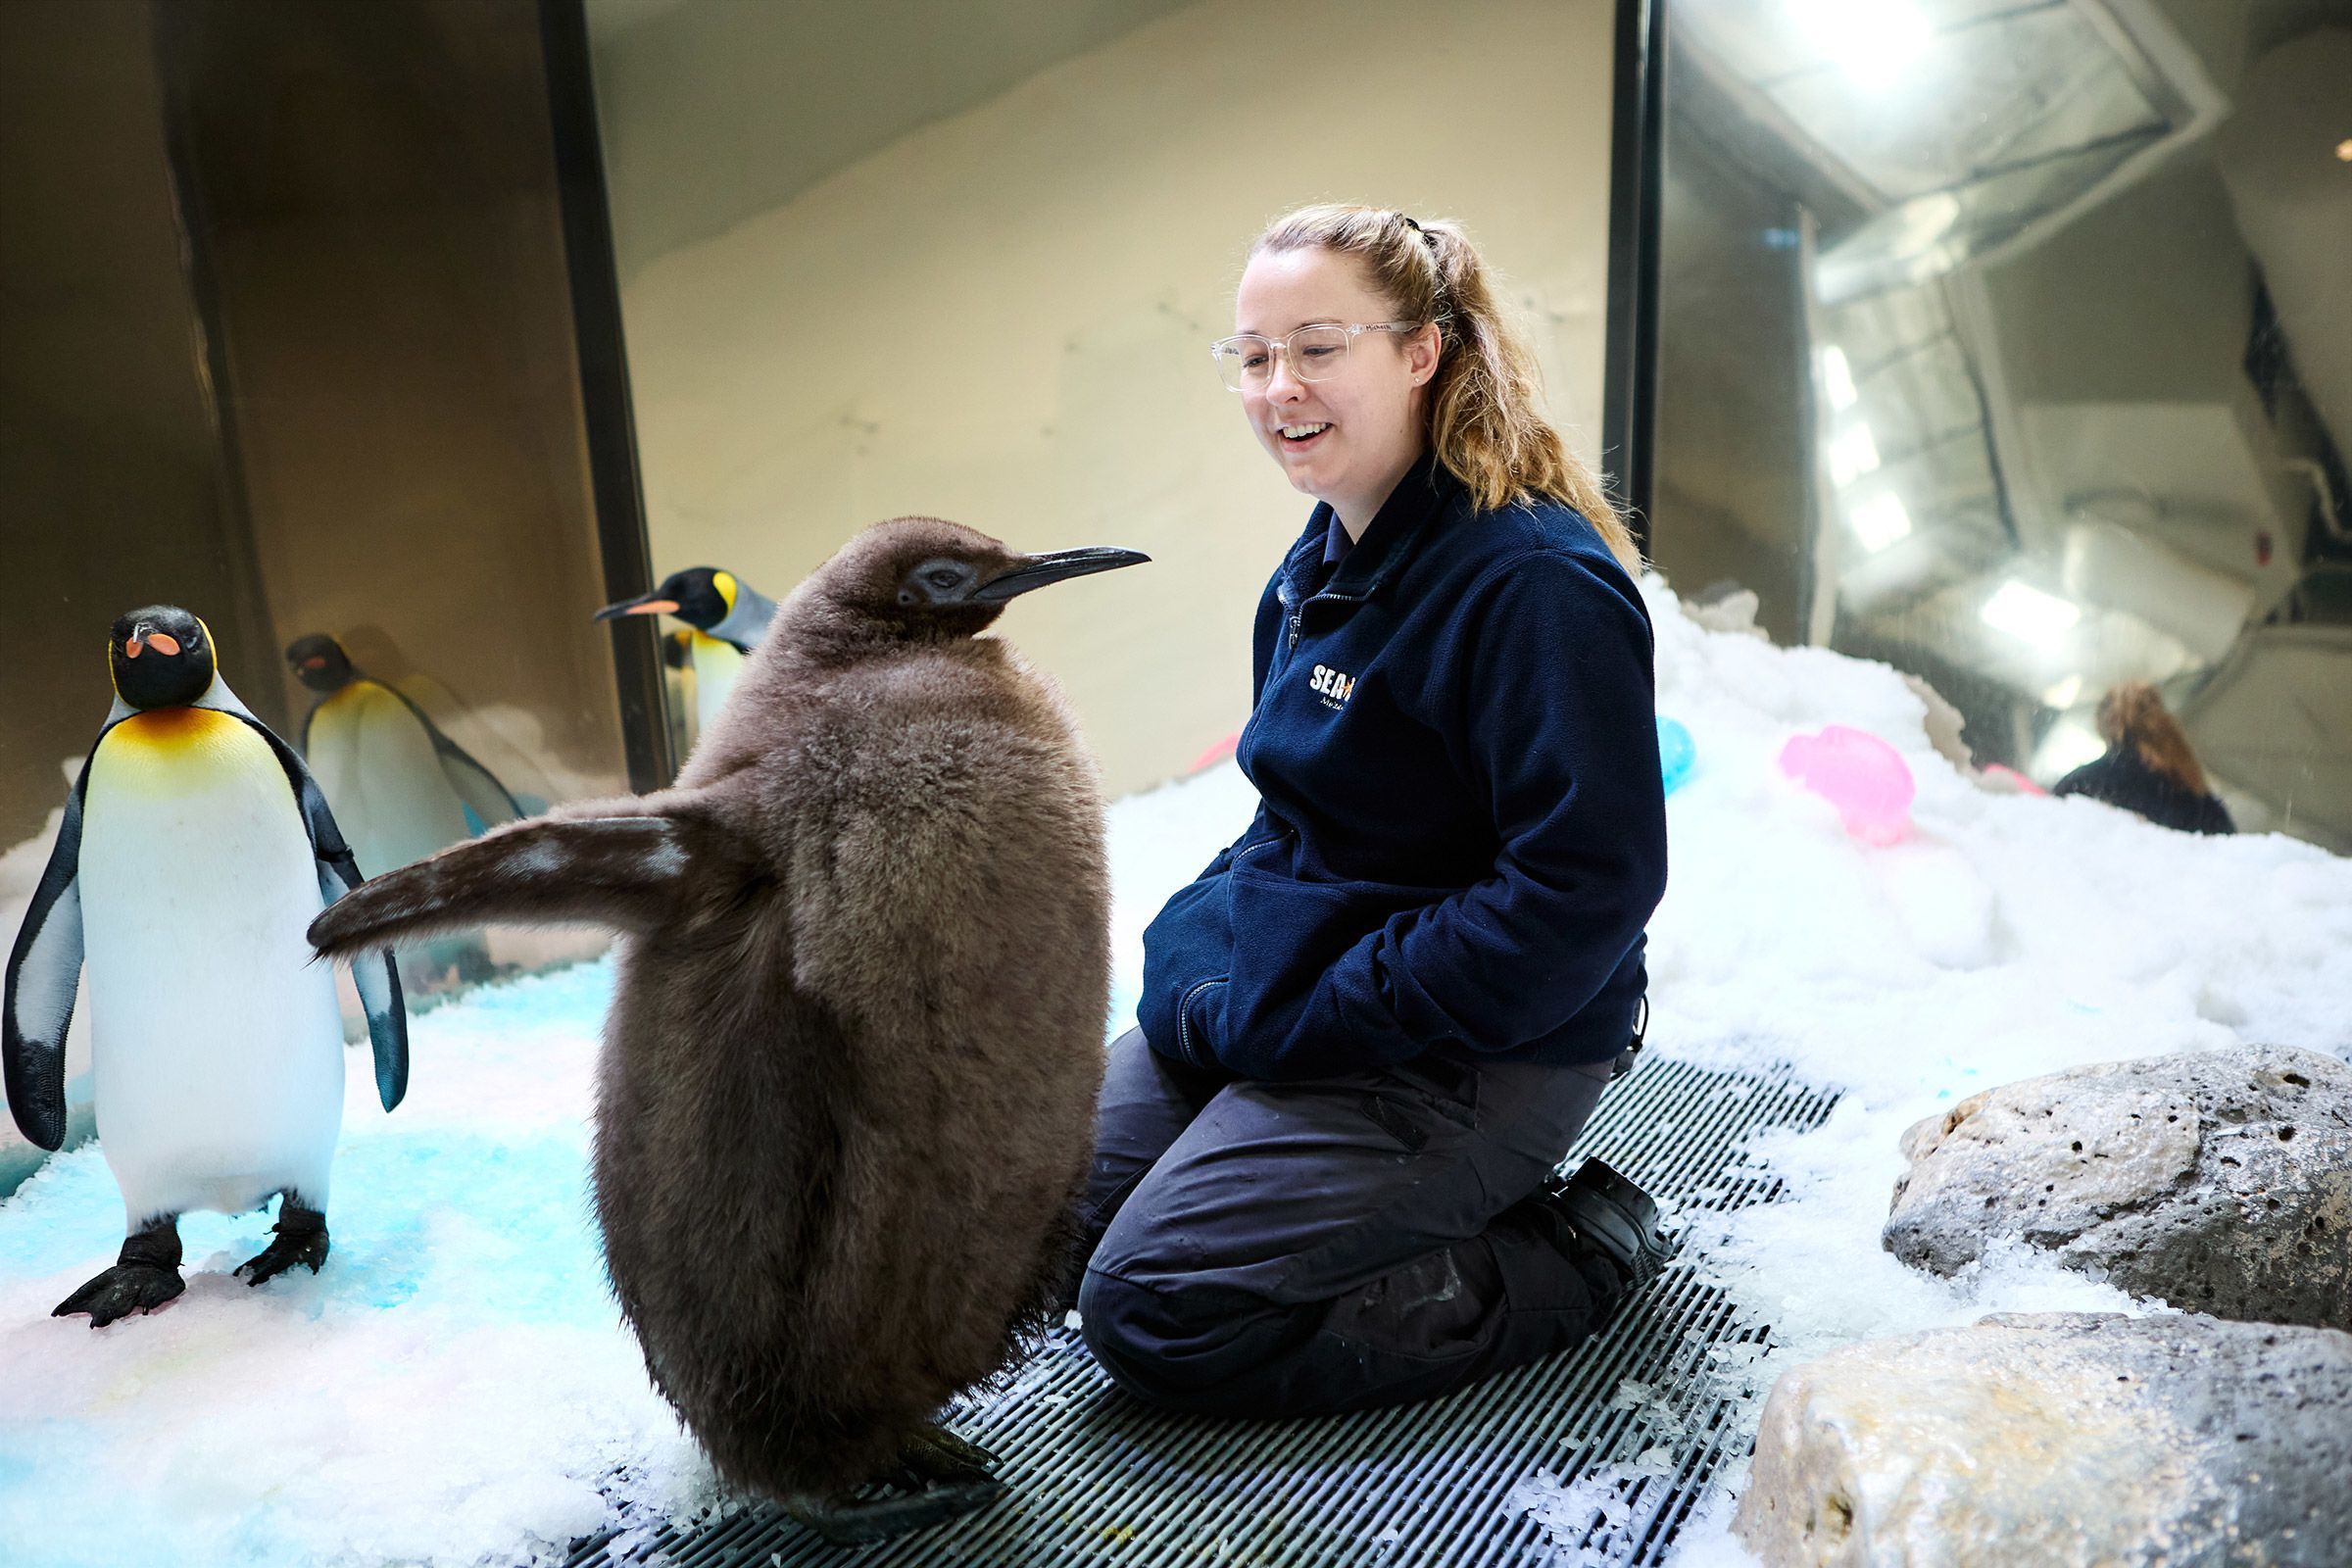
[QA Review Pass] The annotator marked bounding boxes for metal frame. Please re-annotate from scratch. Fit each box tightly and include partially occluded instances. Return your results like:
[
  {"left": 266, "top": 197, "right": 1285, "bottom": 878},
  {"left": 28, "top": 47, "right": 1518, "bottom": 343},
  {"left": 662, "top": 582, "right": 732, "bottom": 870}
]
[
  {"left": 539, "top": 0, "right": 676, "bottom": 792},
  {"left": 1601, "top": 0, "right": 1667, "bottom": 555}
]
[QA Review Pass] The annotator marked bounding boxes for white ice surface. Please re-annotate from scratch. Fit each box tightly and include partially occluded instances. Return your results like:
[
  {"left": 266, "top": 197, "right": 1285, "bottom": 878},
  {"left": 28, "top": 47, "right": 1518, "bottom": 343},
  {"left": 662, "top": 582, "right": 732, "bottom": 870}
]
[{"left": 2, "top": 578, "right": 2347, "bottom": 1565}]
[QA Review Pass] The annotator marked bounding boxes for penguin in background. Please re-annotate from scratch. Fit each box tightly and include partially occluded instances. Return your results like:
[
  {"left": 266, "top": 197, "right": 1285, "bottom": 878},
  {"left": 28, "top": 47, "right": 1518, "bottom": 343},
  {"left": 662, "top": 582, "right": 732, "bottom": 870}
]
[
  {"left": 5, "top": 608, "right": 408, "bottom": 1326},
  {"left": 315, "top": 520, "right": 1144, "bottom": 1542},
  {"left": 595, "top": 566, "right": 778, "bottom": 757},
  {"left": 288, "top": 633, "right": 523, "bottom": 991}
]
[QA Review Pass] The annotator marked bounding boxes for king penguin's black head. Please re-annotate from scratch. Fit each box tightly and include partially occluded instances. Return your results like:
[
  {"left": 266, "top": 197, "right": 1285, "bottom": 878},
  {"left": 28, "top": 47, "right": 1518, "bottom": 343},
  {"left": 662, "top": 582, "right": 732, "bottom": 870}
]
[
  {"left": 108, "top": 606, "right": 216, "bottom": 710},
  {"left": 595, "top": 566, "right": 736, "bottom": 632},
  {"left": 805, "top": 517, "right": 1150, "bottom": 647},
  {"left": 285, "top": 633, "right": 356, "bottom": 693}
]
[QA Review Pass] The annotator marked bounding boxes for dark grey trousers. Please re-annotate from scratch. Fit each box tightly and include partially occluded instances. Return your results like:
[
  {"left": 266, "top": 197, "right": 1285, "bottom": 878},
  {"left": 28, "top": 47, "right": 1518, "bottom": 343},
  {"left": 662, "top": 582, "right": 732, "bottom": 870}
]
[{"left": 1073, "top": 1027, "right": 1621, "bottom": 1417}]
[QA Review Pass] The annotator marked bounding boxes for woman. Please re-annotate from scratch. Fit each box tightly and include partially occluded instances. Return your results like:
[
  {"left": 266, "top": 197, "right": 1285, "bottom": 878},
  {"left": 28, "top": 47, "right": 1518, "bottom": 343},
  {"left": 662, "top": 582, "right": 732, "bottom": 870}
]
[
  {"left": 1073, "top": 205, "right": 1673, "bottom": 1417},
  {"left": 2053, "top": 683, "right": 2234, "bottom": 835}
]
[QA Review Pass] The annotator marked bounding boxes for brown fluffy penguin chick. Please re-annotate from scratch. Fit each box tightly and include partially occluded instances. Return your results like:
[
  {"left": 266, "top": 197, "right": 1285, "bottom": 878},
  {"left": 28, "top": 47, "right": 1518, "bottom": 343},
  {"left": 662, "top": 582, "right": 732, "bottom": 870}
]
[{"left": 309, "top": 518, "right": 1146, "bottom": 1532}]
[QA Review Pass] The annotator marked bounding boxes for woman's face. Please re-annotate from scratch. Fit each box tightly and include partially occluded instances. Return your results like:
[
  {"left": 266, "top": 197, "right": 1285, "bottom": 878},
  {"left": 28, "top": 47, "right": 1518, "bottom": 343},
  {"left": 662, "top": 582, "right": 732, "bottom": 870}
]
[{"left": 1233, "top": 247, "right": 1440, "bottom": 527}]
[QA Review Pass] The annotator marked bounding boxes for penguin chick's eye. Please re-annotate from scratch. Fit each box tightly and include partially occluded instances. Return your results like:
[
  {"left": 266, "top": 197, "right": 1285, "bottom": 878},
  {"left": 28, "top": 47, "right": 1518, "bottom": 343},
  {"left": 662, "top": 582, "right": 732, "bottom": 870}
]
[{"left": 926, "top": 568, "right": 962, "bottom": 590}]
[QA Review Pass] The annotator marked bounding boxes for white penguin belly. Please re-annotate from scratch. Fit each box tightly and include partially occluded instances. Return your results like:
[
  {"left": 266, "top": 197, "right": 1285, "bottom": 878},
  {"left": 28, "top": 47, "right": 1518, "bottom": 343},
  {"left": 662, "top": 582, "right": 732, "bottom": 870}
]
[
  {"left": 80, "top": 710, "right": 344, "bottom": 1221},
  {"left": 689, "top": 633, "right": 744, "bottom": 736},
  {"left": 309, "top": 683, "right": 471, "bottom": 877}
]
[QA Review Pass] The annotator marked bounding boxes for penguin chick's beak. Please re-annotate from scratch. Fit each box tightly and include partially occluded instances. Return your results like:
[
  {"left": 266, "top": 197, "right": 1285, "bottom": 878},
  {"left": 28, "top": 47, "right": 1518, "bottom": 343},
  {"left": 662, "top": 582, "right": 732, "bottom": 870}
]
[
  {"left": 594, "top": 595, "right": 681, "bottom": 622},
  {"left": 971, "top": 547, "right": 1151, "bottom": 604}
]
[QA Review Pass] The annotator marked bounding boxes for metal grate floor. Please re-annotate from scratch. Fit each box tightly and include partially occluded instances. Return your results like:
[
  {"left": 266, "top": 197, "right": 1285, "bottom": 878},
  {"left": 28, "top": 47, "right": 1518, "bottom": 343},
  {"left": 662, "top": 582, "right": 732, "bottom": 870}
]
[{"left": 564, "top": 1057, "right": 1838, "bottom": 1568}]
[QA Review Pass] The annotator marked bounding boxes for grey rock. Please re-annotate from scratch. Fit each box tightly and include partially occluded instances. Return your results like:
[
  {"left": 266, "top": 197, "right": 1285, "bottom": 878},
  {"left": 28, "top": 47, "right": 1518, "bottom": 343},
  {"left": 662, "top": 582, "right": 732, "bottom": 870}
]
[
  {"left": 1884, "top": 1045, "right": 2352, "bottom": 1328},
  {"left": 1734, "top": 1312, "right": 2352, "bottom": 1567}
]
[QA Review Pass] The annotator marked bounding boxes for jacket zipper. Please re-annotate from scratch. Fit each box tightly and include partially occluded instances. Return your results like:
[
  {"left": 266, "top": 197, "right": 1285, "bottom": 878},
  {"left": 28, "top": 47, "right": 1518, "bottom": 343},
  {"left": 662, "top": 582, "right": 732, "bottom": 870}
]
[{"left": 1176, "top": 976, "right": 1224, "bottom": 1067}]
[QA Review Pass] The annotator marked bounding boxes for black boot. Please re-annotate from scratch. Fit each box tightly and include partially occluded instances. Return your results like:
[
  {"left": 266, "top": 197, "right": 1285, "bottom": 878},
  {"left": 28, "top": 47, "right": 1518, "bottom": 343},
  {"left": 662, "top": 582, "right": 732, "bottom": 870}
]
[{"left": 1536, "top": 1157, "right": 1676, "bottom": 1291}]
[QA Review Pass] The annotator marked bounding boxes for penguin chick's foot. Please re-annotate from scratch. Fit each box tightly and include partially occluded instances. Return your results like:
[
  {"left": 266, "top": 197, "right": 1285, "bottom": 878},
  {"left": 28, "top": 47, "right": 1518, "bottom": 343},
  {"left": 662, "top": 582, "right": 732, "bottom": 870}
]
[
  {"left": 236, "top": 1201, "right": 329, "bottom": 1286},
  {"left": 782, "top": 1425, "right": 1006, "bottom": 1544},
  {"left": 55, "top": 1224, "right": 184, "bottom": 1327}
]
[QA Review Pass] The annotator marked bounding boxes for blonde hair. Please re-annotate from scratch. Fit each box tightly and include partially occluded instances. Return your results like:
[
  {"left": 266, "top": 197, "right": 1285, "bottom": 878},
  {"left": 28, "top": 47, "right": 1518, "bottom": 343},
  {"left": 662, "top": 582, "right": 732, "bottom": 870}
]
[
  {"left": 1251, "top": 203, "right": 1641, "bottom": 576},
  {"left": 2096, "top": 682, "right": 2208, "bottom": 795}
]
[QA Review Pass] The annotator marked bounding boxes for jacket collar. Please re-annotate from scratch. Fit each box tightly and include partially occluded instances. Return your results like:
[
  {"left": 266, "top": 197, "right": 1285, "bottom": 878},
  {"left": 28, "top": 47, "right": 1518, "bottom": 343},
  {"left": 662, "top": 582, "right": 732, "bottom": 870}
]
[{"left": 1276, "top": 450, "right": 1460, "bottom": 611}]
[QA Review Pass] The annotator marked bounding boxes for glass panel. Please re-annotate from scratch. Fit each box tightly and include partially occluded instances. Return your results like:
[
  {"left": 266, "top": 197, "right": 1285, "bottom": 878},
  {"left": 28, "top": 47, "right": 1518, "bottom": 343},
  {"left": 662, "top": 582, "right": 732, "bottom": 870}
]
[
  {"left": 581, "top": 0, "right": 1620, "bottom": 792},
  {"left": 1654, "top": 0, "right": 2352, "bottom": 849},
  {"left": 1, "top": 0, "right": 626, "bottom": 1180}
]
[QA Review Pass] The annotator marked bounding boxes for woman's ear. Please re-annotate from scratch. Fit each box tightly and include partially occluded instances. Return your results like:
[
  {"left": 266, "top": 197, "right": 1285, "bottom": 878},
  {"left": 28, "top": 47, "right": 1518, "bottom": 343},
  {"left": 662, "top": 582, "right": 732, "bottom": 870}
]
[{"left": 1405, "top": 321, "right": 1444, "bottom": 387}]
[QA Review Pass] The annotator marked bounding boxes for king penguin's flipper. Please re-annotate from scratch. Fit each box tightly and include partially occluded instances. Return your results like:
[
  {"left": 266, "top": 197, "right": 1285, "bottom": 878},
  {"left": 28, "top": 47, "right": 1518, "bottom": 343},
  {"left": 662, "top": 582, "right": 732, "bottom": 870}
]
[
  {"left": 380, "top": 685, "right": 525, "bottom": 832},
  {"left": 242, "top": 720, "right": 410, "bottom": 1113},
  {"left": 308, "top": 811, "right": 737, "bottom": 961},
  {"left": 3, "top": 758, "right": 93, "bottom": 1152}
]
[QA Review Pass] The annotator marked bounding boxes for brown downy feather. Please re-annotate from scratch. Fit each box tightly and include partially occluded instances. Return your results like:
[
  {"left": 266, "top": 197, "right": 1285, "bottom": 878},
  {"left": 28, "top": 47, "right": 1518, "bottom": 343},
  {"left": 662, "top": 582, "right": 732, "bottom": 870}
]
[{"left": 311, "top": 517, "right": 1114, "bottom": 1500}]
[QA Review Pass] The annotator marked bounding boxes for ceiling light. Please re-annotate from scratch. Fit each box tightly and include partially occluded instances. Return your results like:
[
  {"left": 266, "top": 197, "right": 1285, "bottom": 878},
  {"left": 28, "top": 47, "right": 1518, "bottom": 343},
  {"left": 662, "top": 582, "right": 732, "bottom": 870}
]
[
  {"left": 1828, "top": 421, "right": 1881, "bottom": 487},
  {"left": 1847, "top": 491, "right": 1911, "bottom": 552},
  {"left": 2042, "top": 674, "right": 2082, "bottom": 709},
  {"left": 1981, "top": 579, "right": 2081, "bottom": 646},
  {"left": 2337, "top": 138, "right": 2352, "bottom": 162},
  {"left": 1787, "top": 0, "right": 1932, "bottom": 86},
  {"left": 1820, "top": 346, "right": 1858, "bottom": 410}
]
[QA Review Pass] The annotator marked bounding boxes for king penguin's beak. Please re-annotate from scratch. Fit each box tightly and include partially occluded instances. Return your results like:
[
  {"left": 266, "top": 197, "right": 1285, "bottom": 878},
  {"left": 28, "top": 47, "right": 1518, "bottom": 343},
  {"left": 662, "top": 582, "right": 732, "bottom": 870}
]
[
  {"left": 594, "top": 594, "right": 681, "bottom": 622},
  {"left": 972, "top": 547, "right": 1151, "bottom": 604}
]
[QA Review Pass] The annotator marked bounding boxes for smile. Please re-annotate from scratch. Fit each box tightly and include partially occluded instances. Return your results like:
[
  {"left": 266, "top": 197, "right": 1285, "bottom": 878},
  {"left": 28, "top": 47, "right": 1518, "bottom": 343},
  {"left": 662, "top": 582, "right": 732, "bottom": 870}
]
[{"left": 1278, "top": 422, "right": 1331, "bottom": 443}]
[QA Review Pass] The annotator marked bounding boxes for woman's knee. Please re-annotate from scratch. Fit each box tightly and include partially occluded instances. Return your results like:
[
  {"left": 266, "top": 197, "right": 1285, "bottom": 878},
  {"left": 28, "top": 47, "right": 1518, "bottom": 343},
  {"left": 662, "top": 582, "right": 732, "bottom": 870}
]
[{"left": 1075, "top": 1265, "right": 1296, "bottom": 1414}]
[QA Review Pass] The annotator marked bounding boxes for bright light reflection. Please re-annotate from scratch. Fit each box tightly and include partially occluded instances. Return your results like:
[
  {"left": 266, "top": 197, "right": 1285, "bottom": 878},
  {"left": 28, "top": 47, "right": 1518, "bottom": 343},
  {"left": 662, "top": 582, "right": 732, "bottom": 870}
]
[
  {"left": 1788, "top": 0, "right": 1932, "bottom": 84},
  {"left": 1828, "top": 421, "right": 1881, "bottom": 486},
  {"left": 2042, "top": 674, "right": 2082, "bottom": 709},
  {"left": 1981, "top": 580, "right": 2082, "bottom": 646},
  {"left": 1820, "top": 346, "right": 1858, "bottom": 410},
  {"left": 2034, "top": 717, "right": 2107, "bottom": 780},
  {"left": 1847, "top": 491, "right": 1911, "bottom": 552},
  {"left": 2337, "top": 138, "right": 2352, "bottom": 163}
]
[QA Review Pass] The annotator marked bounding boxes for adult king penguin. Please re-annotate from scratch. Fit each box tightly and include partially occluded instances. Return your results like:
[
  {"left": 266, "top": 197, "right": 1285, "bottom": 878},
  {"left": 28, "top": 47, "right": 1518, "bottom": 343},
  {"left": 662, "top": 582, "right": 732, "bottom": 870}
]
[
  {"left": 289, "top": 633, "right": 524, "bottom": 988},
  {"left": 313, "top": 520, "right": 1143, "bottom": 1542},
  {"left": 595, "top": 565, "right": 778, "bottom": 754},
  {"left": 5, "top": 608, "right": 408, "bottom": 1326}
]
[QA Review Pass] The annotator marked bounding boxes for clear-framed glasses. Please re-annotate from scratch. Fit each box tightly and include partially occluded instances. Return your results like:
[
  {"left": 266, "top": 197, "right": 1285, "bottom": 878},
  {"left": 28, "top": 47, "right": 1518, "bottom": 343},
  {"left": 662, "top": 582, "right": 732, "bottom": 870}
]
[{"left": 1208, "top": 321, "right": 1426, "bottom": 392}]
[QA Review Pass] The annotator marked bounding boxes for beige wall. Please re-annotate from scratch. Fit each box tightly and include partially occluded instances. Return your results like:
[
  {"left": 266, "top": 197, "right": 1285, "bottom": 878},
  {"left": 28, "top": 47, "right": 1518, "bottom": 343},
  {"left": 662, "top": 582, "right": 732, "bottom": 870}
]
[{"left": 604, "top": 0, "right": 1619, "bottom": 797}]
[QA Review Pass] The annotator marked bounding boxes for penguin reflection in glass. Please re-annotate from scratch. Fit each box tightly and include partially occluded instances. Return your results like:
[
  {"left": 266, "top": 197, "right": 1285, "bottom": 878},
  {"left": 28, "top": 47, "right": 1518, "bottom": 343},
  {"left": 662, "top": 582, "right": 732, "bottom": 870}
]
[
  {"left": 594, "top": 566, "right": 777, "bottom": 759},
  {"left": 315, "top": 521, "right": 1142, "bottom": 1541},
  {"left": 288, "top": 633, "right": 524, "bottom": 990},
  {"left": 4, "top": 608, "right": 408, "bottom": 1326}
]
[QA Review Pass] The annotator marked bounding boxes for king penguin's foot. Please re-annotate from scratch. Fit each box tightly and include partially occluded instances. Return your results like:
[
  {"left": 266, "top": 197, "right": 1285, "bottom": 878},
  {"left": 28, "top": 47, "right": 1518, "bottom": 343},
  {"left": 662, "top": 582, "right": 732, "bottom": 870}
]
[
  {"left": 782, "top": 1424, "right": 1006, "bottom": 1544},
  {"left": 236, "top": 1200, "right": 329, "bottom": 1286},
  {"left": 55, "top": 1222, "right": 183, "bottom": 1328}
]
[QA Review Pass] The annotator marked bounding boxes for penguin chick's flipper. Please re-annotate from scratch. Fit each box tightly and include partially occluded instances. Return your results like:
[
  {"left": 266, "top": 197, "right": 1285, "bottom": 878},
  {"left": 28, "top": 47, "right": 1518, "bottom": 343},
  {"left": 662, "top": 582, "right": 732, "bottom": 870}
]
[
  {"left": 235, "top": 1198, "right": 328, "bottom": 1286},
  {"left": 783, "top": 1425, "right": 1006, "bottom": 1545},
  {"left": 308, "top": 813, "right": 730, "bottom": 961},
  {"left": 3, "top": 752, "right": 93, "bottom": 1152},
  {"left": 55, "top": 1220, "right": 183, "bottom": 1328}
]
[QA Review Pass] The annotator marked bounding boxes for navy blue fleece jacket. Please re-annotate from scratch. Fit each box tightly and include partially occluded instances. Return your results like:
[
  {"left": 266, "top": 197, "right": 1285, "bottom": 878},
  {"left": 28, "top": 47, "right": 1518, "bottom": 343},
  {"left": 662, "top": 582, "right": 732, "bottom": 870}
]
[{"left": 1137, "top": 454, "right": 1668, "bottom": 1079}]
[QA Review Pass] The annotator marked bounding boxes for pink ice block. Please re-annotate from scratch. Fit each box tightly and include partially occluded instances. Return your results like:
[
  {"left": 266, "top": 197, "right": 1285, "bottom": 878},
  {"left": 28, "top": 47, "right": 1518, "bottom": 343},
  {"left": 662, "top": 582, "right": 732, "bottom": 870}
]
[{"left": 1779, "top": 724, "right": 1915, "bottom": 845}]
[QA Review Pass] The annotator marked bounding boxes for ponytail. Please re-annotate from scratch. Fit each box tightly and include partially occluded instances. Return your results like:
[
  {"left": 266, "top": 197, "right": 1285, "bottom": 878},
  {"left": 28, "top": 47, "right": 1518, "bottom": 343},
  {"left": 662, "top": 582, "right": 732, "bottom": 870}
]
[
  {"left": 1252, "top": 204, "right": 1642, "bottom": 576},
  {"left": 2096, "top": 683, "right": 2209, "bottom": 795}
]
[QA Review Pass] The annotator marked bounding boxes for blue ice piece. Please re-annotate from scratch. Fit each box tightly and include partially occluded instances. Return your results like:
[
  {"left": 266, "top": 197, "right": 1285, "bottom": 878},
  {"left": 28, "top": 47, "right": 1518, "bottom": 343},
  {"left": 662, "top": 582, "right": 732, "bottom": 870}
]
[{"left": 1657, "top": 715, "right": 1696, "bottom": 795}]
